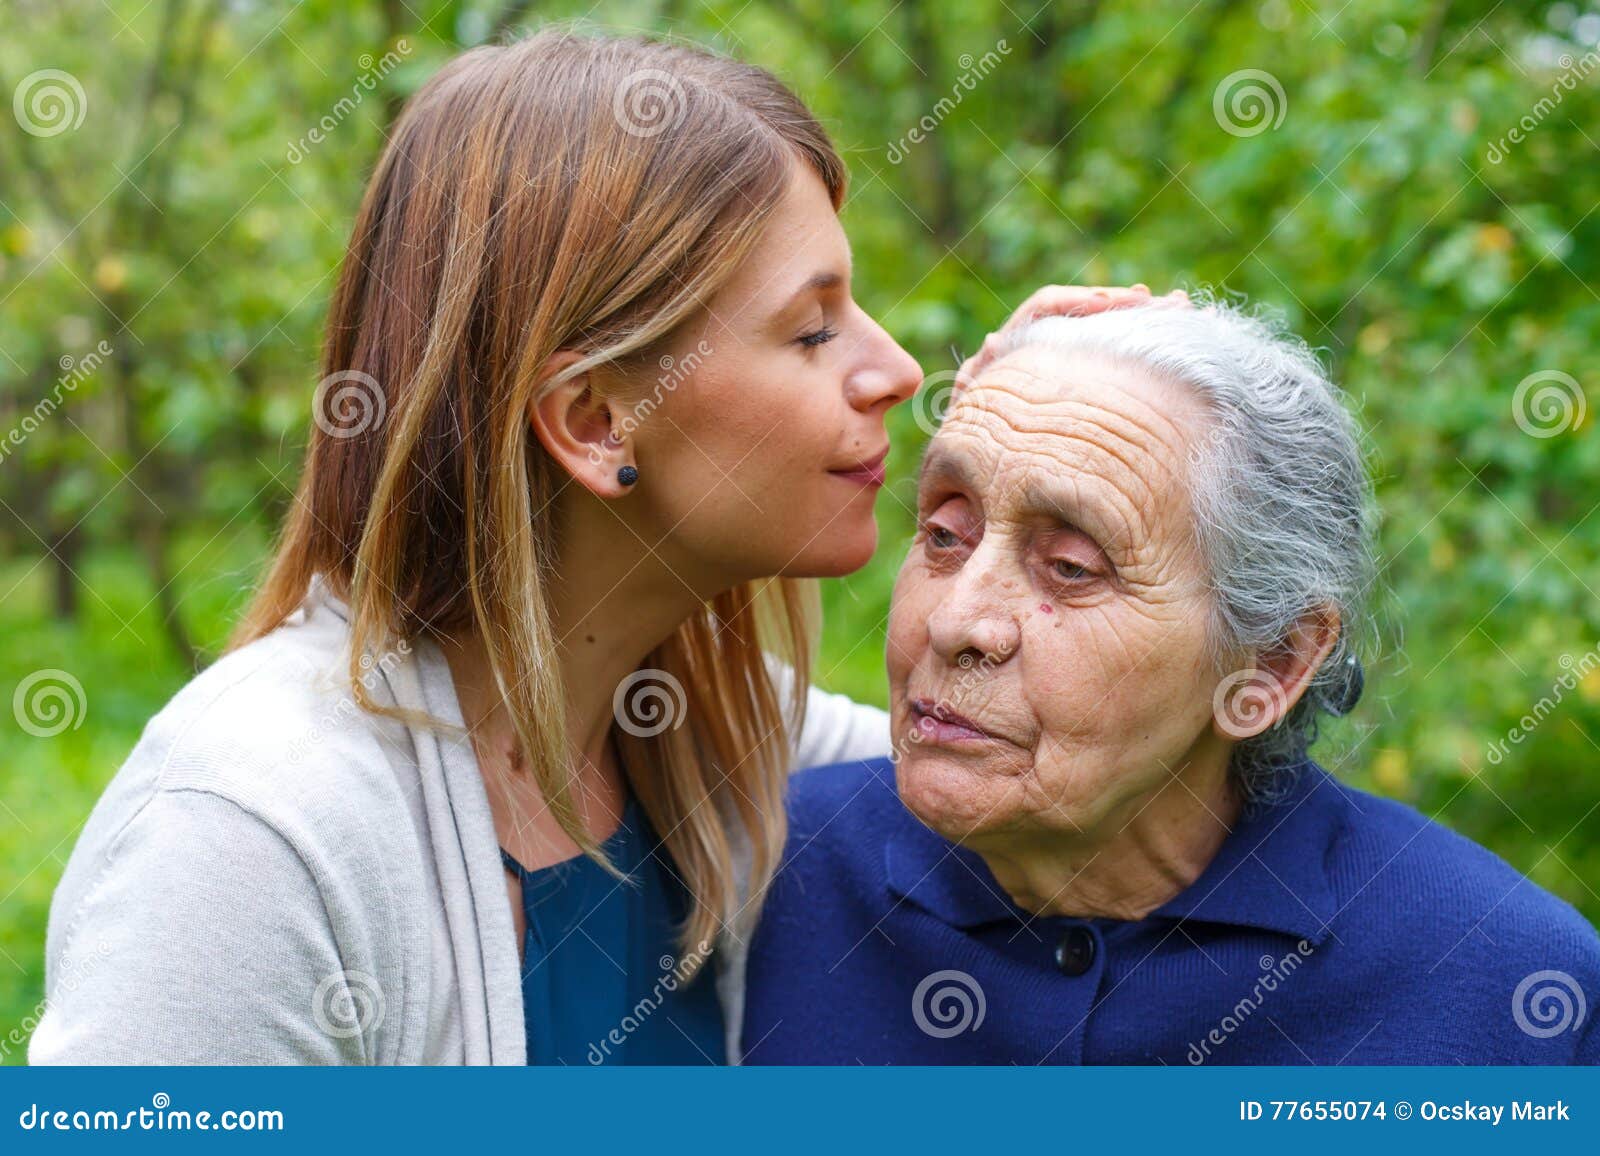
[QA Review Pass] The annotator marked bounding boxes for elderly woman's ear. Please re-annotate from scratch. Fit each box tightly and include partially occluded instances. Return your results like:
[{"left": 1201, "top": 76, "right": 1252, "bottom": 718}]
[{"left": 1212, "top": 606, "right": 1341, "bottom": 741}]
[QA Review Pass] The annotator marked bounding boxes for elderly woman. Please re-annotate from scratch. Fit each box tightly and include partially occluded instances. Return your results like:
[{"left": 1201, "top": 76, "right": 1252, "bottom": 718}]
[{"left": 741, "top": 299, "right": 1600, "bottom": 1064}]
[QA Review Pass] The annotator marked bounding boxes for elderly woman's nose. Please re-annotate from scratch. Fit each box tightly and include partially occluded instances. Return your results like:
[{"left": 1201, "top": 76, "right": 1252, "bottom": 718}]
[{"left": 926, "top": 570, "right": 1021, "bottom": 668}]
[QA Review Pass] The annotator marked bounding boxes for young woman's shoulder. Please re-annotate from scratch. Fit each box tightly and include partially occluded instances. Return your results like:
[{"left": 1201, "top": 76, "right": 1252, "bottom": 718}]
[
  {"left": 134, "top": 602, "right": 416, "bottom": 819},
  {"left": 29, "top": 602, "right": 429, "bottom": 1064}
]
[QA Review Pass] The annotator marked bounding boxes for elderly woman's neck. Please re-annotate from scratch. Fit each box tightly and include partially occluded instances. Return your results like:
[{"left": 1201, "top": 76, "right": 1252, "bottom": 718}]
[{"left": 972, "top": 746, "right": 1244, "bottom": 923}]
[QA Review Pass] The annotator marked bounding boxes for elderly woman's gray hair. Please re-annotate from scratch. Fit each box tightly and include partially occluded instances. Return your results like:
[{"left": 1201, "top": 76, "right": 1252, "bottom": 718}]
[{"left": 998, "top": 297, "right": 1376, "bottom": 802}]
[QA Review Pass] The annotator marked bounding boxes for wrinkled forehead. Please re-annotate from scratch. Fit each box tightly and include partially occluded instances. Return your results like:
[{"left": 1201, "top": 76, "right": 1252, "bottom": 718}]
[{"left": 924, "top": 345, "right": 1206, "bottom": 537}]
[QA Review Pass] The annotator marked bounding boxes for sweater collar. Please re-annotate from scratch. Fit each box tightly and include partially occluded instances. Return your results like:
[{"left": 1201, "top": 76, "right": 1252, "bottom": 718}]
[
  {"left": 883, "top": 758, "right": 1346, "bottom": 946},
  {"left": 304, "top": 571, "right": 349, "bottom": 621}
]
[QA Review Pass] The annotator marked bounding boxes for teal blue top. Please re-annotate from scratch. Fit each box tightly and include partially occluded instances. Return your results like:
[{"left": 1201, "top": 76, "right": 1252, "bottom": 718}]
[{"left": 499, "top": 795, "right": 726, "bottom": 1065}]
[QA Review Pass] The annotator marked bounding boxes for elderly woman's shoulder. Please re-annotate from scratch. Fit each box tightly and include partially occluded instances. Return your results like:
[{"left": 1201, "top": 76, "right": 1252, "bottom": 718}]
[
  {"left": 788, "top": 753, "right": 898, "bottom": 803},
  {"left": 1323, "top": 768, "right": 1600, "bottom": 975},
  {"left": 782, "top": 756, "right": 903, "bottom": 852},
  {"left": 768, "top": 757, "right": 908, "bottom": 922}
]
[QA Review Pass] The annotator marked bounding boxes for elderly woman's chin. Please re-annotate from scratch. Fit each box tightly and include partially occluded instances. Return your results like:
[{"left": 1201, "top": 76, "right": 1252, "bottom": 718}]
[
  {"left": 890, "top": 724, "right": 1041, "bottom": 843},
  {"left": 894, "top": 743, "right": 1142, "bottom": 848}
]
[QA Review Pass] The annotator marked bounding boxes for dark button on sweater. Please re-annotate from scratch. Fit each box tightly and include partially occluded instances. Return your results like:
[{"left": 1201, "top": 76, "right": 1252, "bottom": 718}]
[{"left": 1054, "top": 924, "right": 1097, "bottom": 976}]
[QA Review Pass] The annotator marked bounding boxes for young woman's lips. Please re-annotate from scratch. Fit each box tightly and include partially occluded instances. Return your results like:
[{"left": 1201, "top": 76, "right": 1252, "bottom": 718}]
[
  {"left": 829, "top": 449, "right": 889, "bottom": 488},
  {"left": 909, "top": 697, "right": 1000, "bottom": 745}
]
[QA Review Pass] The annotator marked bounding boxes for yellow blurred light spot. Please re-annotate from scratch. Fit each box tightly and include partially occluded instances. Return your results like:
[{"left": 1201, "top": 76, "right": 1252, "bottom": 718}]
[
  {"left": 1372, "top": 748, "right": 1409, "bottom": 794},
  {"left": 2, "top": 223, "right": 32, "bottom": 256},
  {"left": 244, "top": 208, "right": 277, "bottom": 243},
  {"left": 1475, "top": 223, "right": 1514, "bottom": 254},
  {"left": 1357, "top": 322, "right": 1391, "bottom": 357},
  {"left": 1429, "top": 537, "right": 1456, "bottom": 571},
  {"left": 94, "top": 256, "right": 128, "bottom": 292},
  {"left": 1580, "top": 665, "right": 1600, "bottom": 704}
]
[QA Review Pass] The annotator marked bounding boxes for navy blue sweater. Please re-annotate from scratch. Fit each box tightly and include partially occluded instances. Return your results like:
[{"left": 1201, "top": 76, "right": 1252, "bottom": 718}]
[{"left": 743, "top": 757, "right": 1600, "bottom": 1064}]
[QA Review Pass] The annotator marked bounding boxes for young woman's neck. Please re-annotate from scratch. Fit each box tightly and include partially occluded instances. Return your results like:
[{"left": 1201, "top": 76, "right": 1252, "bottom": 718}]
[
  {"left": 441, "top": 491, "right": 728, "bottom": 815},
  {"left": 546, "top": 501, "right": 721, "bottom": 766}
]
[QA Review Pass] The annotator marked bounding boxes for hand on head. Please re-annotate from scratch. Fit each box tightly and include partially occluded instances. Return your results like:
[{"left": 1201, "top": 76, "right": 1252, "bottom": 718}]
[{"left": 953, "top": 283, "right": 1190, "bottom": 389}]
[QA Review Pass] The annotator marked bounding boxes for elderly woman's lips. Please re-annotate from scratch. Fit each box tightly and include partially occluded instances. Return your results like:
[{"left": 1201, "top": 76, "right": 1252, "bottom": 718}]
[{"left": 909, "top": 697, "right": 999, "bottom": 743}]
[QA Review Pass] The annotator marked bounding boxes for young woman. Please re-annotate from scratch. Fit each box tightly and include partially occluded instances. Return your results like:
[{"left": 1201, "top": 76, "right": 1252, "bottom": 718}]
[{"left": 29, "top": 29, "right": 1154, "bottom": 1065}]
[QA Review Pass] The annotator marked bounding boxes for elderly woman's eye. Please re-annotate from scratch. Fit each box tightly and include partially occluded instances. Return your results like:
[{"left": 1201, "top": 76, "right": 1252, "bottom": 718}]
[
  {"left": 1052, "top": 559, "right": 1093, "bottom": 581},
  {"left": 921, "top": 498, "right": 976, "bottom": 554}
]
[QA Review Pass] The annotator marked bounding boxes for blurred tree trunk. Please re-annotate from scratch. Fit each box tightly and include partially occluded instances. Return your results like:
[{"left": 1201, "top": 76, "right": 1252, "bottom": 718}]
[
  {"left": 49, "top": 525, "right": 83, "bottom": 621},
  {"left": 6, "top": 354, "right": 85, "bottom": 622},
  {"left": 100, "top": 305, "right": 198, "bottom": 669},
  {"left": 901, "top": 0, "right": 963, "bottom": 248}
]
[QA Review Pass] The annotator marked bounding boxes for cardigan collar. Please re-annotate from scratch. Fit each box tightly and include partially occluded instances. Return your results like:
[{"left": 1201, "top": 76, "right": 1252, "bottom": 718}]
[
  {"left": 884, "top": 758, "right": 1346, "bottom": 946},
  {"left": 301, "top": 569, "right": 530, "bottom": 1063}
]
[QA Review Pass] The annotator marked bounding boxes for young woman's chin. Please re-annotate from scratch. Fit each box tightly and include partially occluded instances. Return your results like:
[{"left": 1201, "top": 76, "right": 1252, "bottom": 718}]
[
  {"left": 781, "top": 509, "right": 881, "bottom": 578},
  {"left": 698, "top": 466, "right": 888, "bottom": 582},
  {"left": 729, "top": 493, "right": 881, "bottom": 580}
]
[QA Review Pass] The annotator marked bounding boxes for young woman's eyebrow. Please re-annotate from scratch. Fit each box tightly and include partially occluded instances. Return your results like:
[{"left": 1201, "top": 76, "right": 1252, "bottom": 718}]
[
  {"left": 765, "top": 270, "right": 844, "bottom": 334},
  {"left": 780, "top": 270, "right": 843, "bottom": 309}
]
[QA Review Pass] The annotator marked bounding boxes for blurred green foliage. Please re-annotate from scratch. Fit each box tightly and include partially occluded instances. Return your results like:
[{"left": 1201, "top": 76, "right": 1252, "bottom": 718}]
[{"left": 2, "top": 0, "right": 1598, "bottom": 1060}]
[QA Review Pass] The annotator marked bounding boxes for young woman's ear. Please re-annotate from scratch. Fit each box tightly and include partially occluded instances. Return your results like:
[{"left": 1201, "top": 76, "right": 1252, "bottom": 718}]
[{"left": 527, "top": 352, "right": 637, "bottom": 498}]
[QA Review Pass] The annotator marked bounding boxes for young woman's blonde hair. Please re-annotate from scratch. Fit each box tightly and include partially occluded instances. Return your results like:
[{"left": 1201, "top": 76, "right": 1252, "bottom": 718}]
[{"left": 231, "top": 30, "right": 846, "bottom": 971}]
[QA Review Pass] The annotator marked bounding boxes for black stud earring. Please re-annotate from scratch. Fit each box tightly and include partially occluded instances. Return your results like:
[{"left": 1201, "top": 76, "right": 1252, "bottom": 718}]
[
  {"left": 617, "top": 465, "right": 639, "bottom": 487},
  {"left": 1328, "top": 653, "right": 1364, "bottom": 716}
]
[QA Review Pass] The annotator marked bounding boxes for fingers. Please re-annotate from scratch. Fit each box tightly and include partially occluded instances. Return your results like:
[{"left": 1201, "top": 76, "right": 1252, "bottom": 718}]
[
  {"left": 952, "top": 283, "right": 1190, "bottom": 391},
  {"left": 1008, "top": 283, "right": 1152, "bottom": 330}
]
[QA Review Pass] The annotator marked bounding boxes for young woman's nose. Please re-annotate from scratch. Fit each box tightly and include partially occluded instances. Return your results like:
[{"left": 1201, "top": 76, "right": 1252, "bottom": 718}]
[{"left": 844, "top": 313, "right": 922, "bottom": 414}]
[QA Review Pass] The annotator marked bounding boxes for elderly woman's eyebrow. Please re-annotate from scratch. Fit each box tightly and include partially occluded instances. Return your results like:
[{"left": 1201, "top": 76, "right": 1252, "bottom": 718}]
[
  {"left": 922, "top": 443, "right": 1102, "bottom": 530},
  {"left": 917, "top": 443, "right": 981, "bottom": 491},
  {"left": 1012, "top": 475, "right": 1118, "bottom": 551},
  {"left": 1018, "top": 477, "right": 1088, "bottom": 529}
]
